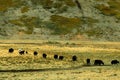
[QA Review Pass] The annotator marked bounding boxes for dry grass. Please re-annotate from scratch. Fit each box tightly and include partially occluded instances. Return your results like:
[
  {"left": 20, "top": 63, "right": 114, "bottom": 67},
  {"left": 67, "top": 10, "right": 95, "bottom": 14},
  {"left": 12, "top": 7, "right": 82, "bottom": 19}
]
[{"left": 0, "top": 40, "right": 120, "bottom": 80}]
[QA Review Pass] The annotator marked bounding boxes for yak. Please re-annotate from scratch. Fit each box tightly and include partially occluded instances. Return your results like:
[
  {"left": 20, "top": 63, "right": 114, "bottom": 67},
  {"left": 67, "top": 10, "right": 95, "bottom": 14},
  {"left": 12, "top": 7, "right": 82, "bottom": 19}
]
[
  {"left": 54, "top": 54, "right": 58, "bottom": 59},
  {"left": 8, "top": 48, "right": 14, "bottom": 53},
  {"left": 59, "top": 56, "right": 64, "bottom": 60},
  {"left": 111, "top": 60, "right": 119, "bottom": 65},
  {"left": 72, "top": 55, "right": 77, "bottom": 61},
  {"left": 94, "top": 60, "right": 104, "bottom": 65}
]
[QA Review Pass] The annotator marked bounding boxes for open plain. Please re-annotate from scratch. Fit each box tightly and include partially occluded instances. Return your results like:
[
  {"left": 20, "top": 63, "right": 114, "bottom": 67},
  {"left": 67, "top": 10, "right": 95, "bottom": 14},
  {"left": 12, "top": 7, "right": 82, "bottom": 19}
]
[{"left": 0, "top": 40, "right": 120, "bottom": 80}]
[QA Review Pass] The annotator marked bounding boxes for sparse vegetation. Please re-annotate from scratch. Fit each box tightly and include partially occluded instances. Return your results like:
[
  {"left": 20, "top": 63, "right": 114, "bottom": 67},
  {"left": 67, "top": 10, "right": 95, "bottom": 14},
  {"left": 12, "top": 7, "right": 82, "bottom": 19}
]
[
  {"left": 0, "top": 0, "right": 120, "bottom": 41},
  {"left": 0, "top": 0, "right": 15, "bottom": 11},
  {"left": 64, "top": 0, "right": 76, "bottom": 7},
  {"left": 21, "top": 6, "right": 29, "bottom": 13},
  {"left": 31, "top": 0, "right": 75, "bottom": 9},
  {"left": 50, "top": 15, "right": 82, "bottom": 34},
  {"left": 9, "top": 15, "right": 41, "bottom": 34},
  {"left": 96, "top": 0, "right": 120, "bottom": 19},
  {"left": 0, "top": 0, "right": 24, "bottom": 11},
  {"left": 95, "top": 4, "right": 117, "bottom": 16}
]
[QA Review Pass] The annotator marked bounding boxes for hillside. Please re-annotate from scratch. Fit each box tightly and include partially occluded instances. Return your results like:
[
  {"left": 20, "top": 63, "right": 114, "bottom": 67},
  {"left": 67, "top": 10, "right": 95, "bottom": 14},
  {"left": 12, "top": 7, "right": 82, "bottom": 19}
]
[{"left": 0, "top": 0, "right": 120, "bottom": 41}]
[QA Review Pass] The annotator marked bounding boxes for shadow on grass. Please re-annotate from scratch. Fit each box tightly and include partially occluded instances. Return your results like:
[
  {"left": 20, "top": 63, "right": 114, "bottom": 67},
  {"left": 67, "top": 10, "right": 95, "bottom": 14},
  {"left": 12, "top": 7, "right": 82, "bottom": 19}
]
[
  {"left": 82, "top": 64, "right": 111, "bottom": 67},
  {"left": 0, "top": 66, "right": 82, "bottom": 73},
  {"left": 0, "top": 65, "right": 112, "bottom": 73}
]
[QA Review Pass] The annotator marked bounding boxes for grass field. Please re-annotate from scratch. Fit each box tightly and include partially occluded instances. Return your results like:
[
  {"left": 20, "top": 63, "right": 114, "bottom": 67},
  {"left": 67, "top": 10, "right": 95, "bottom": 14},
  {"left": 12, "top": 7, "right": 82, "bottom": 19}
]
[{"left": 0, "top": 40, "right": 120, "bottom": 80}]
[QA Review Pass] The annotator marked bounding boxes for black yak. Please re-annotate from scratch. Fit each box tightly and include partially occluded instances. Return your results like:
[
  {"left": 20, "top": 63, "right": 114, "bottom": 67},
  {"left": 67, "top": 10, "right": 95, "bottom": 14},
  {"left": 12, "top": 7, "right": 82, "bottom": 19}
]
[
  {"left": 8, "top": 48, "right": 14, "bottom": 53},
  {"left": 86, "top": 58, "right": 91, "bottom": 65},
  {"left": 33, "top": 51, "right": 38, "bottom": 56},
  {"left": 111, "top": 60, "right": 119, "bottom": 65},
  {"left": 72, "top": 55, "right": 77, "bottom": 61},
  {"left": 42, "top": 53, "right": 47, "bottom": 58},
  {"left": 54, "top": 54, "right": 58, "bottom": 59},
  {"left": 94, "top": 60, "right": 104, "bottom": 65},
  {"left": 59, "top": 56, "right": 64, "bottom": 60}
]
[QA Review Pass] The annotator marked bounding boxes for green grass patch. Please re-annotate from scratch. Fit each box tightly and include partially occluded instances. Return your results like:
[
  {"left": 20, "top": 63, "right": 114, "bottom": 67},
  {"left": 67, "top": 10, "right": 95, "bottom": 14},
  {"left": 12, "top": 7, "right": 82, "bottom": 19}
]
[
  {"left": 0, "top": 0, "right": 24, "bottom": 11},
  {"left": 50, "top": 15, "right": 82, "bottom": 34},
  {"left": 9, "top": 15, "right": 38, "bottom": 34},
  {"left": 21, "top": 6, "right": 30, "bottom": 13},
  {"left": 31, "top": 0, "right": 75, "bottom": 11}
]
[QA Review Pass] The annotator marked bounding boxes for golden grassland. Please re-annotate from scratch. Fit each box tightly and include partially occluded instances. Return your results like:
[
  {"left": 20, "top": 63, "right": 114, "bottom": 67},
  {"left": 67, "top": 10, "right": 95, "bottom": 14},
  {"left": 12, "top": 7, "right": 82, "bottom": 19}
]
[{"left": 0, "top": 40, "right": 120, "bottom": 80}]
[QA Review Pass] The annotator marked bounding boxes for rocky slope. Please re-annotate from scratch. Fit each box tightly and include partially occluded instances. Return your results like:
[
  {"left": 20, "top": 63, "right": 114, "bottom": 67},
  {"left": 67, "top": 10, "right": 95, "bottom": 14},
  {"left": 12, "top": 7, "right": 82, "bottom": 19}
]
[{"left": 0, "top": 0, "right": 120, "bottom": 41}]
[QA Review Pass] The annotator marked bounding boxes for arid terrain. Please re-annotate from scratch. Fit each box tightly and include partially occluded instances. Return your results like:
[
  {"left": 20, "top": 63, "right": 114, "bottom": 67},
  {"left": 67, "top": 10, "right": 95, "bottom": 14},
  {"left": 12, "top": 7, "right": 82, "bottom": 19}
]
[{"left": 0, "top": 40, "right": 119, "bottom": 80}]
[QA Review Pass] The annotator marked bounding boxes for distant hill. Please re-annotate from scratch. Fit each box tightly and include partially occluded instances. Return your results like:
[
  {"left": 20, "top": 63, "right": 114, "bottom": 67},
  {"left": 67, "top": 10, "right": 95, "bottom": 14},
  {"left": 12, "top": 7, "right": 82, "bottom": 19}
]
[{"left": 0, "top": 0, "right": 120, "bottom": 41}]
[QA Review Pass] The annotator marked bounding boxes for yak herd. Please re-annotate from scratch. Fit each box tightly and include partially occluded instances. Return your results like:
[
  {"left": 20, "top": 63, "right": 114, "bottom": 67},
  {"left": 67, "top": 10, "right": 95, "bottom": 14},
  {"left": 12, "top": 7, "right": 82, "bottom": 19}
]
[{"left": 8, "top": 48, "right": 119, "bottom": 66}]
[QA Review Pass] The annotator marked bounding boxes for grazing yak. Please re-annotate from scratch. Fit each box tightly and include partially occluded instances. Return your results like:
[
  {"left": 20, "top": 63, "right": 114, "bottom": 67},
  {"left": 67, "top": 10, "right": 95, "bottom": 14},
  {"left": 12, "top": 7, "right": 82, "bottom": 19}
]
[
  {"left": 54, "top": 54, "right": 58, "bottom": 59},
  {"left": 111, "top": 60, "right": 119, "bottom": 65},
  {"left": 8, "top": 48, "right": 14, "bottom": 53},
  {"left": 33, "top": 51, "right": 38, "bottom": 56},
  {"left": 59, "top": 56, "right": 64, "bottom": 60},
  {"left": 42, "top": 53, "right": 47, "bottom": 58},
  {"left": 72, "top": 55, "right": 77, "bottom": 61},
  {"left": 86, "top": 58, "right": 91, "bottom": 65},
  {"left": 94, "top": 60, "right": 104, "bottom": 65},
  {"left": 18, "top": 49, "right": 25, "bottom": 55}
]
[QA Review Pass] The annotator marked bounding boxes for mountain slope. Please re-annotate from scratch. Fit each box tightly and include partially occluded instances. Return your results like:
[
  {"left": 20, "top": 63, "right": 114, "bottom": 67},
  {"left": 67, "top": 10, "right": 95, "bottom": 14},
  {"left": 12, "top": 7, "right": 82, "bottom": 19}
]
[{"left": 0, "top": 0, "right": 120, "bottom": 41}]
